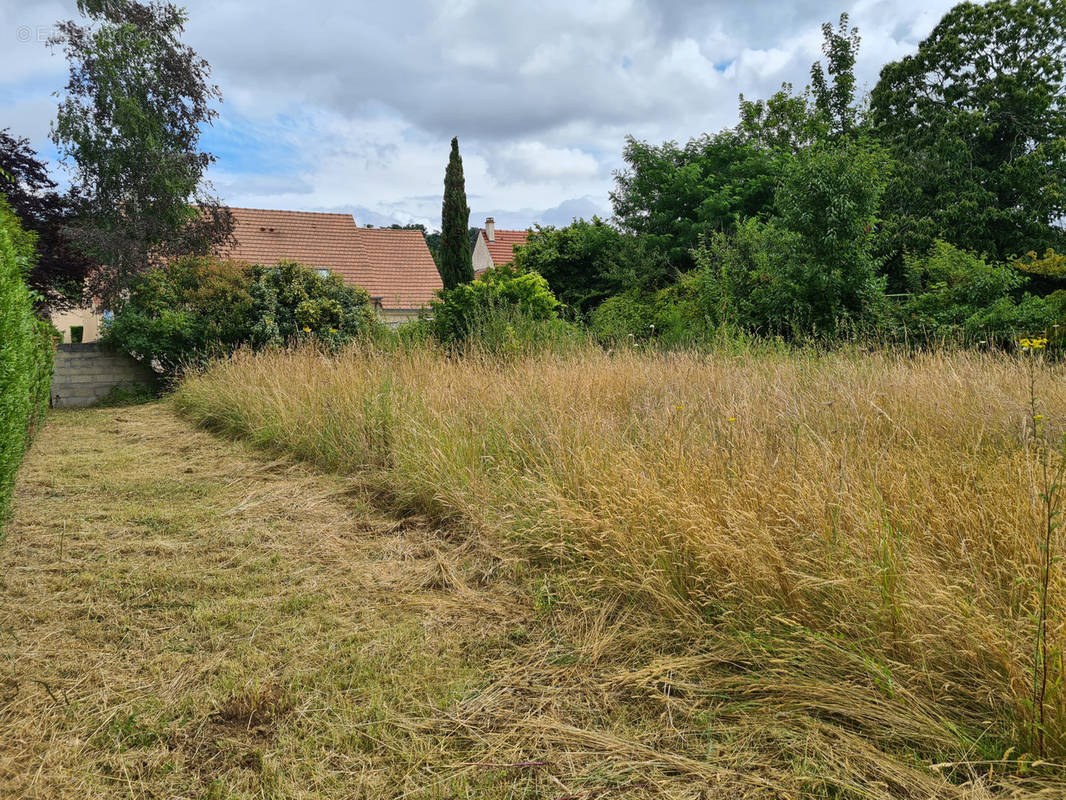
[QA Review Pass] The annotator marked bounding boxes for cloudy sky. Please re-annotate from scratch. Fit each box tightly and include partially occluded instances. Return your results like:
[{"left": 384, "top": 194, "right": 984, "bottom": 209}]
[{"left": 2, "top": 0, "right": 963, "bottom": 230}]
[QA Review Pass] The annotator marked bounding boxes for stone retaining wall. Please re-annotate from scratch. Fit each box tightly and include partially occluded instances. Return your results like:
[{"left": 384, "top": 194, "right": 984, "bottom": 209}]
[{"left": 51, "top": 344, "right": 158, "bottom": 408}]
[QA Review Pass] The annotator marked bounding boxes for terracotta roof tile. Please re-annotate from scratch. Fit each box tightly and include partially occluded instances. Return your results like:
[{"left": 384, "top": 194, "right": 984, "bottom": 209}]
[
  {"left": 218, "top": 207, "right": 441, "bottom": 310},
  {"left": 356, "top": 227, "right": 443, "bottom": 309},
  {"left": 481, "top": 229, "right": 529, "bottom": 266}
]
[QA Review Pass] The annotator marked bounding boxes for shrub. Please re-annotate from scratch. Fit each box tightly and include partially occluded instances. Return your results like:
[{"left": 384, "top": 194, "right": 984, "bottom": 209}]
[
  {"left": 103, "top": 255, "right": 256, "bottom": 377},
  {"left": 690, "top": 218, "right": 802, "bottom": 335},
  {"left": 0, "top": 199, "right": 53, "bottom": 531},
  {"left": 429, "top": 264, "right": 570, "bottom": 351},
  {"left": 69, "top": 325, "right": 83, "bottom": 343},
  {"left": 588, "top": 291, "right": 657, "bottom": 343},
  {"left": 511, "top": 218, "right": 633, "bottom": 316},
  {"left": 898, "top": 240, "right": 1054, "bottom": 344},
  {"left": 104, "top": 257, "right": 379, "bottom": 379},
  {"left": 249, "top": 260, "right": 378, "bottom": 349}
]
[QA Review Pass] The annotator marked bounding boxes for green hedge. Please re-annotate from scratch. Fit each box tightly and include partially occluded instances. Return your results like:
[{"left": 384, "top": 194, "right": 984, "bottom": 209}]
[{"left": 0, "top": 199, "right": 53, "bottom": 532}]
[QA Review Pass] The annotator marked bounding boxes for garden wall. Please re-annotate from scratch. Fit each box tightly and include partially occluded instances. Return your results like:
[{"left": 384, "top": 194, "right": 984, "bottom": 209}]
[{"left": 51, "top": 344, "right": 157, "bottom": 408}]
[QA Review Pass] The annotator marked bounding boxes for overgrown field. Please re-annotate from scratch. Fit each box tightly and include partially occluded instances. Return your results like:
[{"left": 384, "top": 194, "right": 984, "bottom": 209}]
[{"left": 176, "top": 344, "right": 1066, "bottom": 796}]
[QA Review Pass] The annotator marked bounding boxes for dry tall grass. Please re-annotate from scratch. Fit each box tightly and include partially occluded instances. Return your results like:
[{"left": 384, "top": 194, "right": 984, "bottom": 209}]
[{"left": 176, "top": 343, "right": 1066, "bottom": 794}]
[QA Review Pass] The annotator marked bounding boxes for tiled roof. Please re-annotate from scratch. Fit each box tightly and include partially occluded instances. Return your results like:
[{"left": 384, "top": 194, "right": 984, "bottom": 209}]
[
  {"left": 357, "top": 227, "right": 442, "bottom": 309},
  {"left": 481, "top": 229, "right": 530, "bottom": 266},
  {"left": 218, "top": 207, "right": 441, "bottom": 310}
]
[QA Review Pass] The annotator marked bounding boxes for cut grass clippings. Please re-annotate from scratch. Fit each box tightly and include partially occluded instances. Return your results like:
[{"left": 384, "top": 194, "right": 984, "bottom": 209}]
[{"left": 0, "top": 404, "right": 548, "bottom": 799}]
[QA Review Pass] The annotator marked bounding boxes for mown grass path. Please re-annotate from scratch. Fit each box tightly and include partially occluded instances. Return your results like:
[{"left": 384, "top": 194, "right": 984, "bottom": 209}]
[{"left": 0, "top": 403, "right": 527, "bottom": 799}]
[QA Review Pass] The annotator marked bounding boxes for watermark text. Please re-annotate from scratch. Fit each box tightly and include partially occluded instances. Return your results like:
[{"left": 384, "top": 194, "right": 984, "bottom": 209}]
[{"left": 16, "top": 25, "right": 59, "bottom": 44}]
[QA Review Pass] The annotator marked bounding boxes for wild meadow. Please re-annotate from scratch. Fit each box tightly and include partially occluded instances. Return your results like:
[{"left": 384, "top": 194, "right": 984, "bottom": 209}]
[{"left": 174, "top": 341, "right": 1066, "bottom": 795}]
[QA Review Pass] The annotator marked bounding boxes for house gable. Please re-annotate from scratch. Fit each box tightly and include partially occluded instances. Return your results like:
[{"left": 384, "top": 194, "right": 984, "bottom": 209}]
[{"left": 472, "top": 217, "right": 530, "bottom": 275}]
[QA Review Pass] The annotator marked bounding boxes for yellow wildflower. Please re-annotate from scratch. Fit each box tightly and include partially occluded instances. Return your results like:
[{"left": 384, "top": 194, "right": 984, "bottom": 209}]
[
  {"left": 727, "top": 417, "right": 736, "bottom": 422},
  {"left": 302, "top": 326, "right": 311, "bottom": 333},
  {"left": 1021, "top": 337, "right": 1048, "bottom": 349}
]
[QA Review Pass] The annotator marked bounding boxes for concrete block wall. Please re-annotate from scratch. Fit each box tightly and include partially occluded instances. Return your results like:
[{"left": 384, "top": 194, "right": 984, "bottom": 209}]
[{"left": 51, "top": 344, "right": 158, "bottom": 408}]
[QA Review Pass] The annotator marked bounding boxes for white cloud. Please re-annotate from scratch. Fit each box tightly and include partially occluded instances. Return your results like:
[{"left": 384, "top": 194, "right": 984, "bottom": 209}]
[{"left": 2, "top": 0, "right": 970, "bottom": 228}]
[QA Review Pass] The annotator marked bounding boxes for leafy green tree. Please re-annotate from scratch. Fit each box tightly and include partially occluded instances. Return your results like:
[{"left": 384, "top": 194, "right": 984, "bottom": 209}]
[
  {"left": 610, "top": 132, "right": 784, "bottom": 277},
  {"left": 736, "top": 84, "right": 826, "bottom": 153},
  {"left": 438, "top": 137, "right": 474, "bottom": 289},
  {"left": 809, "top": 14, "right": 862, "bottom": 138},
  {"left": 774, "top": 140, "right": 889, "bottom": 331},
  {"left": 49, "top": 0, "right": 232, "bottom": 307},
  {"left": 871, "top": 0, "right": 1066, "bottom": 277},
  {"left": 511, "top": 218, "right": 634, "bottom": 315},
  {"left": 738, "top": 14, "right": 865, "bottom": 151},
  {"left": 692, "top": 141, "right": 889, "bottom": 336},
  {"left": 613, "top": 14, "right": 866, "bottom": 285}
]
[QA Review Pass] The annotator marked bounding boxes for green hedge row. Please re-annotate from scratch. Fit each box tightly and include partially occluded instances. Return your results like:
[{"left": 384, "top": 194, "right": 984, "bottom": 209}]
[{"left": 0, "top": 199, "right": 53, "bottom": 533}]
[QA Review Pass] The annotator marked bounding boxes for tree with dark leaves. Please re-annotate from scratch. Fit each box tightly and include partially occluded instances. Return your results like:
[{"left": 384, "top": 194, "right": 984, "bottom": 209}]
[{"left": 0, "top": 129, "right": 94, "bottom": 311}]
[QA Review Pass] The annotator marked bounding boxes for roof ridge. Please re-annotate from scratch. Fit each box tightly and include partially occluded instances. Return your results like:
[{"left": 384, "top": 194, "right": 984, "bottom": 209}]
[{"left": 224, "top": 205, "right": 356, "bottom": 219}]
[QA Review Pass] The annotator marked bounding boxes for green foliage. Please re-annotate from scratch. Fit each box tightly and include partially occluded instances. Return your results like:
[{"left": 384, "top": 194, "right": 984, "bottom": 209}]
[
  {"left": 0, "top": 200, "right": 53, "bottom": 531},
  {"left": 736, "top": 84, "right": 826, "bottom": 154},
  {"left": 589, "top": 291, "right": 657, "bottom": 342},
  {"left": 774, "top": 140, "right": 889, "bottom": 329},
  {"left": 738, "top": 13, "right": 865, "bottom": 151},
  {"left": 429, "top": 265, "right": 568, "bottom": 349},
  {"left": 897, "top": 240, "right": 1054, "bottom": 344},
  {"left": 508, "top": 6, "right": 1066, "bottom": 350},
  {"left": 871, "top": 0, "right": 1066, "bottom": 276},
  {"left": 1015, "top": 248, "right": 1066, "bottom": 279},
  {"left": 690, "top": 141, "right": 889, "bottom": 337},
  {"left": 49, "top": 0, "right": 232, "bottom": 306},
  {"left": 103, "top": 257, "right": 378, "bottom": 379},
  {"left": 103, "top": 256, "right": 255, "bottom": 377},
  {"left": 249, "top": 260, "right": 378, "bottom": 348},
  {"left": 688, "top": 219, "right": 797, "bottom": 335},
  {"left": 809, "top": 14, "right": 863, "bottom": 138},
  {"left": 610, "top": 131, "right": 785, "bottom": 279},
  {"left": 588, "top": 280, "right": 731, "bottom": 347},
  {"left": 511, "top": 218, "right": 633, "bottom": 316},
  {"left": 438, "top": 137, "right": 474, "bottom": 289}
]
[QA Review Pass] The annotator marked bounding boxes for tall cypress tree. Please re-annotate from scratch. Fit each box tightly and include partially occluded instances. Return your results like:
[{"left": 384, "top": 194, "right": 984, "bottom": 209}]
[{"left": 438, "top": 137, "right": 474, "bottom": 289}]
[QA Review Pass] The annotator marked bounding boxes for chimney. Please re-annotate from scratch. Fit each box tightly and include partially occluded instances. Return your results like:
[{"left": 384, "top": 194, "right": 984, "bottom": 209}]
[{"left": 486, "top": 217, "right": 495, "bottom": 242}]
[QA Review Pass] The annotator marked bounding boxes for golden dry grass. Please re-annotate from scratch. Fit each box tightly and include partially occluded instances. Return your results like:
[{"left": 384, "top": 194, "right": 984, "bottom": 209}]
[{"left": 169, "top": 343, "right": 1066, "bottom": 797}]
